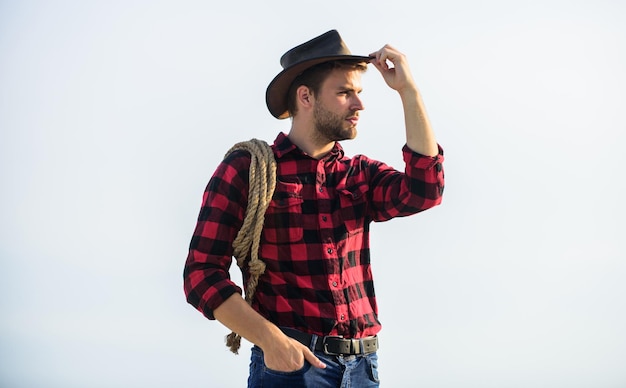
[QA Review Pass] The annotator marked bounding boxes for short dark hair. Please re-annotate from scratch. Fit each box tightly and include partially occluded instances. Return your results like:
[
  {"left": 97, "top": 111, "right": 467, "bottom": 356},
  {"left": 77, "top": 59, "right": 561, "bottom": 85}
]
[{"left": 286, "top": 60, "right": 368, "bottom": 117}]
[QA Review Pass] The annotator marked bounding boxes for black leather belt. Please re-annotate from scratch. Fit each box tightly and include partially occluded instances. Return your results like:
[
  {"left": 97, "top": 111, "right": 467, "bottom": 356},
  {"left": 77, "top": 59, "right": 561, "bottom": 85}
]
[{"left": 281, "top": 328, "right": 378, "bottom": 356}]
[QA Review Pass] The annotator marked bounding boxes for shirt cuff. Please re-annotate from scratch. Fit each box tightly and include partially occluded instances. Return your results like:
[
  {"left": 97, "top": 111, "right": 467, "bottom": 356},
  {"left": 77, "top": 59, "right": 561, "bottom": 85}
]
[
  {"left": 403, "top": 144, "right": 444, "bottom": 169},
  {"left": 203, "top": 282, "right": 243, "bottom": 320}
]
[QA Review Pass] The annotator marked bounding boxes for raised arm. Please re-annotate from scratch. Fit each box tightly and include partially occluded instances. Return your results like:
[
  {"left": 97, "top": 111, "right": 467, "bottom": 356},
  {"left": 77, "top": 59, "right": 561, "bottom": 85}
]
[{"left": 370, "top": 44, "right": 439, "bottom": 157}]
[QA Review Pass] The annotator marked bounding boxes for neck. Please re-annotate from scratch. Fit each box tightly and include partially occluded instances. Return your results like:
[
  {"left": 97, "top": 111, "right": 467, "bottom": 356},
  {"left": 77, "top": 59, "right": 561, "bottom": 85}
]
[{"left": 288, "top": 120, "right": 335, "bottom": 159}]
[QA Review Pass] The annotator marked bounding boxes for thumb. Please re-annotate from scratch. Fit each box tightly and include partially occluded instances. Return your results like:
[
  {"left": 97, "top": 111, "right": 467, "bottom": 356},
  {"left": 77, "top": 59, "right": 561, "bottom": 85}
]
[{"left": 302, "top": 347, "right": 326, "bottom": 369}]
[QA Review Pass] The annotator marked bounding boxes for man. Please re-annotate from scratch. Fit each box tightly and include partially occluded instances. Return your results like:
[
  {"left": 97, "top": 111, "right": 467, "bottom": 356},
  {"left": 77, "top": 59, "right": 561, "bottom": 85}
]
[{"left": 184, "top": 30, "right": 444, "bottom": 387}]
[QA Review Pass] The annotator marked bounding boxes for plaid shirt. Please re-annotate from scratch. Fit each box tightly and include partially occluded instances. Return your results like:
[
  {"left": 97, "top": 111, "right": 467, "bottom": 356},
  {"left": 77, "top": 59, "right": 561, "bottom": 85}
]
[{"left": 184, "top": 132, "right": 444, "bottom": 338}]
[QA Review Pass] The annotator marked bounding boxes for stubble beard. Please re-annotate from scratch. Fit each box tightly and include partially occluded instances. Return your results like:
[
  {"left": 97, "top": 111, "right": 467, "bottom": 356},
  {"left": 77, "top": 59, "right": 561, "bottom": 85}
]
[{"left": 312, "top": 101, "right": 357, "bottom": 143}]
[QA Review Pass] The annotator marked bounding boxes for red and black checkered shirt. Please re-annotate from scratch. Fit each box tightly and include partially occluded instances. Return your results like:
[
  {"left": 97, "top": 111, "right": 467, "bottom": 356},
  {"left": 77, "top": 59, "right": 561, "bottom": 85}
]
[{"left": 184, "top": 132, "right": 444, "bottom": 338}]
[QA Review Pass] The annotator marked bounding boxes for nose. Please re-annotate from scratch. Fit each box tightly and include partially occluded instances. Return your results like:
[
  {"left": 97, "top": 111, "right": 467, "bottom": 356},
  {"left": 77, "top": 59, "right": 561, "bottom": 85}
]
[{"left": 351, "top": 94, "right": 365, "bottom": 111}]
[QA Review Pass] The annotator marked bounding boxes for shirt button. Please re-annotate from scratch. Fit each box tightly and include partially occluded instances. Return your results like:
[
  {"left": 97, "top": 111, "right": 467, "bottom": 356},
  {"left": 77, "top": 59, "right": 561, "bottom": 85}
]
[
  {"left": 319, "top": 187, "right": 324, "bottom": 193},
  {"left": 322, "top": 216, "right": 327, "bottom": 222},
  {"left": 327, "top": 248, "right": 333, "bottom": 254},
  {"left": 332, "top": 281, "right": 338, "bottom": 287},
  {"left": 340, "top": 314, "right": 345, "bottom": 320}
]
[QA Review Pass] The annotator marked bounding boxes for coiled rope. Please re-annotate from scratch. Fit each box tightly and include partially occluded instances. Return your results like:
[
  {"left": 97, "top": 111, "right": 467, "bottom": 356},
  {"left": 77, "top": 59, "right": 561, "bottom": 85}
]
[{"left": 223, "top": 139, "right": 276, "bottom": 354}]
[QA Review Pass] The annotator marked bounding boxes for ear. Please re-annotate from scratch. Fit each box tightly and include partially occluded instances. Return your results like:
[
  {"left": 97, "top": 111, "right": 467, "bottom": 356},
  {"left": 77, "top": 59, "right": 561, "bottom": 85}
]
[{"left": 296, "top": 85, "right": 314, "bottom": 111}]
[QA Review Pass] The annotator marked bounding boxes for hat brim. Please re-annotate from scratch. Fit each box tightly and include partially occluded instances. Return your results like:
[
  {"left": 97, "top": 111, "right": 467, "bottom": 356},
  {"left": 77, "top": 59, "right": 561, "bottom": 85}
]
[{"left": 266, "top": 55, "right": 373, "bottom": 119}]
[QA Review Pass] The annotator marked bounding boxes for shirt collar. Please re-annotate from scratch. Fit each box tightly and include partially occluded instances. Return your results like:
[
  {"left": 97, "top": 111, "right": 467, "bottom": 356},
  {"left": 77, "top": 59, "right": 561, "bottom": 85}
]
[{"left": 273, "top": 132, "right": 345, "bottom": 161}]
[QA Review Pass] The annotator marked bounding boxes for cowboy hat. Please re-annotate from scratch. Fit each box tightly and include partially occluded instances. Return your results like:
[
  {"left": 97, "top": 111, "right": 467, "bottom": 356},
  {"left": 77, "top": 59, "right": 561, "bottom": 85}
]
[{"left": 265, "top": 30, "right": 372, "bottom": 119}]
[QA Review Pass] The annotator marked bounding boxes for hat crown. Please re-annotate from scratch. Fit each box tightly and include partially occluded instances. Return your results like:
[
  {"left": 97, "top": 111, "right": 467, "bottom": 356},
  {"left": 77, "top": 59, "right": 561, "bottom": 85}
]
[{"left": 279, "top": 30, "right": 352, "bottom": 69}]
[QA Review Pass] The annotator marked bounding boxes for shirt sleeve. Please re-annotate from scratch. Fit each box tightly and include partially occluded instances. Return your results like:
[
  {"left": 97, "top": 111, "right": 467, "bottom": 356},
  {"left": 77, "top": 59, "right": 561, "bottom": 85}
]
[
  {"left": 367, "top": 144, "right": 445, "bottom": 221},
  {"left": 183, "top": 151, "right": 251, "bottom": 320}
]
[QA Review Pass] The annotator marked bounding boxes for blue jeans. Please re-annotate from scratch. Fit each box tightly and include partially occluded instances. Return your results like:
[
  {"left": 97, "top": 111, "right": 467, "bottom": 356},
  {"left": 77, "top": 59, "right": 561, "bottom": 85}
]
[{"left": 247, "top": 344, "right": 380, "bottom": 388}]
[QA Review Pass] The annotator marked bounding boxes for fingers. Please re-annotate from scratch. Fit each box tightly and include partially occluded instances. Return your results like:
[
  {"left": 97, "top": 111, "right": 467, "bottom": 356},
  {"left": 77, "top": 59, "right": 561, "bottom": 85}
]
[
  {"left": 369, "top": 51, "right": 387, "bottom": 71},
  {"left": 263, "top": 339, "right": 326, "bottom": 372},
  {"left": 302, "top": 345, "right": 327, "bottom": 369},
  {"left": 369, "top": 44, "right": 400, "bottom": 70},
  {"left": 369, "top": 44, "right": 416, "bottom": 92},
  {"left": 264, "top": 350, "right": 305, "bottom": 372}
]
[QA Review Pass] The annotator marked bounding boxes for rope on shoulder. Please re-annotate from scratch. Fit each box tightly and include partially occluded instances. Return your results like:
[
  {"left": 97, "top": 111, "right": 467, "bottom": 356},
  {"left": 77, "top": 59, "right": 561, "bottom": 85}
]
[{"left": 223, "top": 138, "right": 276, "bottom": 354}]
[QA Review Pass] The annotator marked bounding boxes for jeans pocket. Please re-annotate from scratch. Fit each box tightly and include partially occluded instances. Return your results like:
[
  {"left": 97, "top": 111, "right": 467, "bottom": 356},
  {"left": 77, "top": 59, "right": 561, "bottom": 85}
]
[
  {"left": 264, "top": 361, "right": 311, "bottom": 377},
  {"left": 249, "top": 346, "right": 311, "bottom": 387}
]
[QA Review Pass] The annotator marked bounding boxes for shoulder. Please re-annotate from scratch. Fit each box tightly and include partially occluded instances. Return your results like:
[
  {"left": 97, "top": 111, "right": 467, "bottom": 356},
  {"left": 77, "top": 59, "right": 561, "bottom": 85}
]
[
  {"left": 223, "top": 149, "right": 252, "bottom": 167},
  {"left": 209, "top": 149, "right": 251, "bottom": 189}
]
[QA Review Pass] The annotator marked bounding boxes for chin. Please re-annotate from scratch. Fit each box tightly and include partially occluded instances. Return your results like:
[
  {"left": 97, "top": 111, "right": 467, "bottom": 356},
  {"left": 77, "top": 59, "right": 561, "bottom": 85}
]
[
  {"left": 336, "top": 130, "right": 357, "bottom": 142},
  {"left": 346, "top": 127, "right": 358, "bottom": 140}
]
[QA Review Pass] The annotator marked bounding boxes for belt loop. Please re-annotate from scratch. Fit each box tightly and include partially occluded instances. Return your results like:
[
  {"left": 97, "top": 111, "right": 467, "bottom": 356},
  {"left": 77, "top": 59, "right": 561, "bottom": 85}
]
[{"left": 310, "top": 334, "right": 319, "bottom": 352}]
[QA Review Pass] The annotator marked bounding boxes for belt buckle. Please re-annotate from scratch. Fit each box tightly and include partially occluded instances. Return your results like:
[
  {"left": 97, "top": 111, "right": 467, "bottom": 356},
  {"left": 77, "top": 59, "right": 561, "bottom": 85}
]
[{"left": 322, "top": 335, "right": 344, "bottom": 356}]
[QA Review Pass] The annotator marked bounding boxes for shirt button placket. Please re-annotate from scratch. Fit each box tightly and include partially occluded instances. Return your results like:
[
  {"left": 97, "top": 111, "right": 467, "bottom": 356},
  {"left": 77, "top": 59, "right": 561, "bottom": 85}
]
[{"left": 318, "top": 159, "right": 344, "bottom": 325}]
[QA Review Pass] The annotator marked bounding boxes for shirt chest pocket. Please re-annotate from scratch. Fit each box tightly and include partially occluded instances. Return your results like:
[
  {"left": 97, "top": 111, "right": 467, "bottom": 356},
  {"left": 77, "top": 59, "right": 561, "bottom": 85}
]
[
  {"left": 262, "top": 181, "right": 304, "bottom": 244},
  {"left": 338, "top": 183, "right": 369, "bottom": 235}
]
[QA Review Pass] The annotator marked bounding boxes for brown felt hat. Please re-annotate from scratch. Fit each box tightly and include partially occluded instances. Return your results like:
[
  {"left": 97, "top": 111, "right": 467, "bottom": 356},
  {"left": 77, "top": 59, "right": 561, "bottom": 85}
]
[{"left": 266, "top": 30, "right": 372, "bottom": 119}]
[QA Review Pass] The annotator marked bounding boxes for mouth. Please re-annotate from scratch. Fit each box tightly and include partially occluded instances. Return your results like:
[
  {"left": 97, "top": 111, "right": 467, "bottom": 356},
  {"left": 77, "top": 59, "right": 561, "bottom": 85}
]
[{"left": 346, "top": 116, "right": 359, "bottom": 125}]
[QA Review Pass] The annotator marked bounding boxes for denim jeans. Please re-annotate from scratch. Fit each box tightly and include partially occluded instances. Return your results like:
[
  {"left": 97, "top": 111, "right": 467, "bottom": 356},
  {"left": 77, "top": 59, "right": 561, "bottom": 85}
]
[{"left": 247, "top": 344, "right": 380, "bottom": 388}]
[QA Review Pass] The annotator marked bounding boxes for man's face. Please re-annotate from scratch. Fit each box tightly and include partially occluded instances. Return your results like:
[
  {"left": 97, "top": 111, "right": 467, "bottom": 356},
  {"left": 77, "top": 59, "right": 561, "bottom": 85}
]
[{"left": 312, "top": 68, "right": 365, "bottom": 142}]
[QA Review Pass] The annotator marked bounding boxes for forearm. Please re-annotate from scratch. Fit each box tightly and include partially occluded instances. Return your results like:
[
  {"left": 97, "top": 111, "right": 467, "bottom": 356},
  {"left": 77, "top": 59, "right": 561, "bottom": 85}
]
[
  {"left": 213, "top": 293, "right": 285, "bottom": 350},
  {"left": 400, "top": 87, "right": 438, "bottom": 157}
]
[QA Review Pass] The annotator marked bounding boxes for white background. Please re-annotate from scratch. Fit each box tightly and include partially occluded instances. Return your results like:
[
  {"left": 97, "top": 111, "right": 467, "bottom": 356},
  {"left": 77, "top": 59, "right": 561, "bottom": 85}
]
[{"left": 1, "top": 0, "right": 625, "bottom": 387}]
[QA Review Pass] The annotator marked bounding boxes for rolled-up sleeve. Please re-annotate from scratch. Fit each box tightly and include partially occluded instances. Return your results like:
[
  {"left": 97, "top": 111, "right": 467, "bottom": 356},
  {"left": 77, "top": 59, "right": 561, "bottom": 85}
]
[
  {"left": 183, "top": 151, "right": 250, "bottom": 320},
  {"left": 368, "top": 144, "right": 445, "bottom": 221},
  {"left": 403, "top": 143, "right": 445, "bottom": 205}
]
